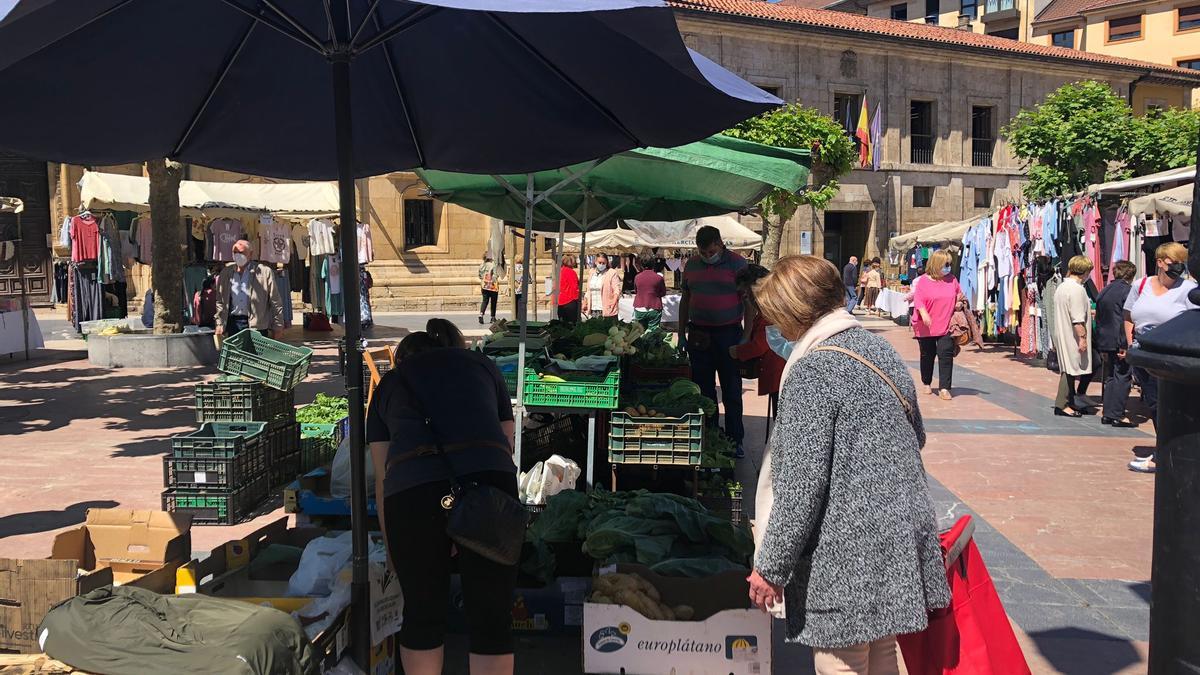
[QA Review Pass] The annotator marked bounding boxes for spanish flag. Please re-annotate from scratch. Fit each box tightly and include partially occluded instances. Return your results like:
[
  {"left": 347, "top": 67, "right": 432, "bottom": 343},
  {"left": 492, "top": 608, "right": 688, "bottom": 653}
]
[{"left": 856, "top": 96, "right": 871, "bottom": 168}]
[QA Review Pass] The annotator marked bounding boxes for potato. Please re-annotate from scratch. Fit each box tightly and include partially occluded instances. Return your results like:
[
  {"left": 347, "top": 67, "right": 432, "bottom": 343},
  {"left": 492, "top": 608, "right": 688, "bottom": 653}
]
[
  {"left": 637, "top": 404, "right": 648, "bottom": 416},
  {"left": 590, "top": 593, "right": 613, "bottom": 604},
  {"left": 673, "top": 605, "right": 695, "bottom": 621}
]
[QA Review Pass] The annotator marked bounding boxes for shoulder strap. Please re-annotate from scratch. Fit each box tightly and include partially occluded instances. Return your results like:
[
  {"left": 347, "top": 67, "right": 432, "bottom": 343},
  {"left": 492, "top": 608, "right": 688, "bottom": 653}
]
[
  {"left": 395, "top": 368, "right": 462, "bottom": 489},
  {"left": 811, "top": 345, "right": 916, "bottom": 428},
  {"left": 1139, "top": 277, "right": 1148, "bottom": 294}
]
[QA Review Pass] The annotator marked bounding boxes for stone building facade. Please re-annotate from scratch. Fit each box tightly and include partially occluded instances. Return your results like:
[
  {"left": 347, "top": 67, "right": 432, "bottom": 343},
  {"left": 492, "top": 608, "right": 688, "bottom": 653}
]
[{"left": 671, "top": 0, "right": 1200, "bottom": 264}]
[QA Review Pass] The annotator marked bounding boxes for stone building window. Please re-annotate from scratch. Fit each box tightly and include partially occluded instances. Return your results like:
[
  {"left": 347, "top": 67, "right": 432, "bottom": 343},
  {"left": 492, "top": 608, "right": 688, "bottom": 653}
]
[
  {"left": 925, "top": 0, "right": 940, "bottom": 24},
  {"left": 1052, "top": 30, "right": 1074, "bottom": 48},
  {"left": 891, "top": 3, "right": 909, "bottom": 19},
  {"left": 971, "top": 106, "right": 995, "bottom": 167},
  {"left": 910, "top": 101, "right": 934, "bottom": 164},
  {"left": 974, "top": 188, "right": 993, "bottom": 209},
  {"left": 834, "top": 92, "right": 863, "bottom": 153},
  {"left": 960, "top": 0, "right": 977, "bottom": 19},
  {"left": 1178, "top": 58, "right": 1200, "bottom": 70},
  {"left": 913, "top": 186, "right": 934, "bottom": 208},
  {"left": 404, "top": 199, "right": 436, "bottom": 248}
]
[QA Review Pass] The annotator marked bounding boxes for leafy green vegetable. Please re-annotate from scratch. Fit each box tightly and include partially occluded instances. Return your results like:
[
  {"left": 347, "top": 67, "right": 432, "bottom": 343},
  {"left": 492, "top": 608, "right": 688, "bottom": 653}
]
[
  {"left": 295, "top": 394, "right": 349, "bottom": 424},
  {"left": 631, "top": 330, "right": 689, "bottom": 368},
  {"left": 700, "top": 428, "right": 736, "bottom": 469},
  {"left": 650, "top": 378, "right": 716, "bottom": 417}
]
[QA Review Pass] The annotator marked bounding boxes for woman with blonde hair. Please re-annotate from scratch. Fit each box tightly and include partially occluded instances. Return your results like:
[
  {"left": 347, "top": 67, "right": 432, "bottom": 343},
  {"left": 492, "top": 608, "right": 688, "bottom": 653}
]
[
  {"left": 911, "top": 249, "right": 962, "bottom": 400},
  {"left": 747, "top": 255, "right": 949, "bottom": 675},
  {"left": 1050, "top": 255, "right": 1096, "bottom": 417},
  {"left": 1122, "top": 242, "right": 1197, "bottom": 472}
]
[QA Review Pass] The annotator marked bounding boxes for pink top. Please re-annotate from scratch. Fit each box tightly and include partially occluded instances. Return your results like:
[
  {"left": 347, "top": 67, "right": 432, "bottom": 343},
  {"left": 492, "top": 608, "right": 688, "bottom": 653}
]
[{"left": 911, "top": 274, "right": 961, "bottom": 338}]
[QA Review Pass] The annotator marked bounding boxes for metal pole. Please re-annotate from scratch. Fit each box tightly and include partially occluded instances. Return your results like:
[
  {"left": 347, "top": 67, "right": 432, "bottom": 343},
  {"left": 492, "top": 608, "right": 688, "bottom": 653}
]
[
  {"left": 551, "top": 219, "right": 564, "bottom": 311},
  {"left": 577, "top": 199, "right": 589, "bottom": 307},
  {"left": 15, "top": 211, "right": 29, "bottom": 360},
  {"left": 1189, "top": 139, "right": 1199, "bottom": 280},
  {"left": 330, "top": 52, "right": 370, "bottom": 669},
  {"left": 514, "top": 174, "right": 534, "bottom": 469}
]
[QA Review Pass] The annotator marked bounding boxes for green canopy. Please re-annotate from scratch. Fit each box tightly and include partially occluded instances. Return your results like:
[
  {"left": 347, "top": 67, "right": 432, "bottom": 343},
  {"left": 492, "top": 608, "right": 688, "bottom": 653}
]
[{"left": 417, "top": 134, "right": 810, "bottom": 229}]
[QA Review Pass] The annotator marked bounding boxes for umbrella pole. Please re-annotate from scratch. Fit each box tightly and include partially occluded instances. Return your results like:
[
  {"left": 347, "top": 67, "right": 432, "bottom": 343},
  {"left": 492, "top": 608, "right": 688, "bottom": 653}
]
[
  {"left": 552, "top": 219, "right": 564, "bottom": 312},
  {"left": 514, "top": 174, "right": 534, "bottom": 469},
  {"left": 331, "top": 55, "right": 370, "bottom": 669},
  {"left": 577, "top": 200, "right": 589, "bottom": 306}
]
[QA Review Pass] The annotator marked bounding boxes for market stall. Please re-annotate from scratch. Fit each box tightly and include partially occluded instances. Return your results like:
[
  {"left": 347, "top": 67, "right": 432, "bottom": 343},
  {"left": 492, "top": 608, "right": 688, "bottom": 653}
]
[
  {"left": 0, "top": 197, "right": 41, "bottom": 360},
  {"left": 0, "top": 0, "right": 786, "bottom": 668}
]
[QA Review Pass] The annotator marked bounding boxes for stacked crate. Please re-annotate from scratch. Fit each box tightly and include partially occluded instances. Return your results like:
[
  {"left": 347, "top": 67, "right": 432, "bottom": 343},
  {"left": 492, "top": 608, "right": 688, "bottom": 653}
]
[{"left": 162, "top": 376, "right": 301, "bottom": 525}]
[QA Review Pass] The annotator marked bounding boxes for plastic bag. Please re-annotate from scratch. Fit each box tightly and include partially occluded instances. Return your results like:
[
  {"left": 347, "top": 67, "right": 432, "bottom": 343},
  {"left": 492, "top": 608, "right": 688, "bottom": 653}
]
[
  {"left": 288, "top": 531, "right": 353, "bottom": 596},
  {"left": 331, "top": 437, "right": 375, "bottom": 499},
  {"left": 519, "top": 455, "right": 580, "bottom": 505}
]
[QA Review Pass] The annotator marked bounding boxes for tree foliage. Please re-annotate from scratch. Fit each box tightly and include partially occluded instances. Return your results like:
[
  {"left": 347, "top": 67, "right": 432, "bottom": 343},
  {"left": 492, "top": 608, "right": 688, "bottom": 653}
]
[
  {"left": 1002, "top": 81, "right": 1135, "bottom": 198},
  {"left": 1003, "top": 80, "right": 1200, "bottom": 199},
  {"left": 1127, "top": 107, "right": 1200, "bottom": 178},
  {"left": 724, "top": 103, "right": 855, "bottom": 266}
]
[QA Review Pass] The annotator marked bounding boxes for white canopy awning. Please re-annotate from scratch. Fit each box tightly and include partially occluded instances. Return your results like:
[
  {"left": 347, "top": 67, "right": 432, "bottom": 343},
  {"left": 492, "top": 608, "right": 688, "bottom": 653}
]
[
  {"left": 79, "top": 171, "right": 340, "bottom": 217},
  {"left": 1088, "top": 166, "right": 1196, "bottom": 195},
  {"left": 624, "top": 215, "right": 762, "bottom": 251},
  {"left": 563, "top": 225, "right": 642, "bottom": 251},
  {"left": 888, "top": 216, "right": 979, "bottom": 253},
  {"left": 1128, "top": 182, "right": 1194, "bottom": 220}
]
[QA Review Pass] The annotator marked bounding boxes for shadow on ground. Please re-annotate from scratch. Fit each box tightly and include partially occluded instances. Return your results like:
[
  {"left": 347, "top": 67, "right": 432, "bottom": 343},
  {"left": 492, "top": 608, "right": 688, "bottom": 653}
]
[
  {"left": 1028, "top": 628, "right": 1142, "bottom": 675},
  {"left": 0, "top": 500, "right": 120, "bottom": 538}
]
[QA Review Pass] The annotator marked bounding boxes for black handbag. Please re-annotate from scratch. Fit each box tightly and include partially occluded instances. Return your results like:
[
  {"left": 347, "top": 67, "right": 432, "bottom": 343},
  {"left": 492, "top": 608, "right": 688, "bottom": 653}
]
[{"left": 399, "top": 372, "right": 528, "bottom": 566}]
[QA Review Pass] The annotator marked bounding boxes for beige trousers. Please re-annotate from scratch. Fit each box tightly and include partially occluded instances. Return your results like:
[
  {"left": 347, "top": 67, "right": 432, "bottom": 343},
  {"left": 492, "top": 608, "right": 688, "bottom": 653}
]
[{"left": 813, "top": 636, "right": 899, "bottom": 675}]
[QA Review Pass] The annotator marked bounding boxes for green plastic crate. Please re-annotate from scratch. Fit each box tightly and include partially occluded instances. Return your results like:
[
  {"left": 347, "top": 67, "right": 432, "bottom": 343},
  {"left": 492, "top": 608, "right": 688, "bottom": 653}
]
[
  {"left": 160, "top": 473, "right": 270, "bottom": 525},
  {"left": 218, "top": 330, "right": 313, "bottom": 391},
  {"left": 171, "top": 422, "right": 268, "bottom": 459},
  {"left": 608, "top": 409, "right": 705, "bottom": 465},
  {"left": 194, "top": 376, "right": 294, "bottom": 423},
  {"left": 266, "top": 421, "right": 300, "bottom": 485},
  {"left": 523, "top": 367, "right": 620, "bottom": 410},
  {"left": 300, "top": 423, "right": 341, "bottom": 471}
]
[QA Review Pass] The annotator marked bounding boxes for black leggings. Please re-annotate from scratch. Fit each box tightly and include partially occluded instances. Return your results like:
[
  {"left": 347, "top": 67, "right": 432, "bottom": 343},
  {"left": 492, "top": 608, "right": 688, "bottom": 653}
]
[
  {"left": 383, "top": 471, "right": 519, "bottom": 655},
  {"left": 479, "top": 290, "right": 498, "bottom": 319},
  {"left": 917, "top": 335, "right": 955, "bottom": 390}
]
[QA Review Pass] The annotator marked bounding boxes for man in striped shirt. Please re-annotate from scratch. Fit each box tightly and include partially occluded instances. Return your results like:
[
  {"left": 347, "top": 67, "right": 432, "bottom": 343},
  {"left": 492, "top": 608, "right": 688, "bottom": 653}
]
[{"left": 678, "top": 225, "right": 749, "bottom": 457}]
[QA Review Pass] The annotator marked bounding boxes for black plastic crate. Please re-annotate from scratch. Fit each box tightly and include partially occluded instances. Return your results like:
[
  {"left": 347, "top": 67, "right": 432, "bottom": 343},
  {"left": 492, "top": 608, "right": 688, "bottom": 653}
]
[
  {"left": 300, "top": 423, "right": 342, "bottom": 472},
  {"left": 698, "top": 486, "right": 744, "bottom": 525},
  {"left": 194, "top": 376, "right": 295, "bottom": 424},
  {"left": 271, "top": 450, "right": 301, "bottom": 487},
  {"left": 163, "top": 442, "right": 270, "bottom": 490},
  {"left": 171, "top": 422, "right": 268, "bottom": 459},
  {"left": 161, "top": 472, "right": 270, "bottom": 525}
]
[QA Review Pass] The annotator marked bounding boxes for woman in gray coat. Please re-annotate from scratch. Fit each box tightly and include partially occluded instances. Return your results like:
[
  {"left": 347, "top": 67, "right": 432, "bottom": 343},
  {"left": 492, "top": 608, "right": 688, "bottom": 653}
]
[{"left": 748, "top": 255, "right": 950, "bottom": 675}]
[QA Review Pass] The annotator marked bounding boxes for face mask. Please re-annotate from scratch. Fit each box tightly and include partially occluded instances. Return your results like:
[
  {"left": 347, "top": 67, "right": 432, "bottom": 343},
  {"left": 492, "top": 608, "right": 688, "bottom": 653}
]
[
  {"left": 596, "top": 263, "right": 607, "bottom": 272},
  {"left": 1164, "top": 262, "right": 1185, "bottom": 279},
  {"left": 704, "top": 250, "right": 722, "bottom": 265},
  {"left": 941, "top": 265, "right": 952, "bottom": 276},
  {"left": 765, "top": 325, "right": 794, "bottom": 360},
  {"left": 233, "top": 253, "right": 249, "bottom": 267}
]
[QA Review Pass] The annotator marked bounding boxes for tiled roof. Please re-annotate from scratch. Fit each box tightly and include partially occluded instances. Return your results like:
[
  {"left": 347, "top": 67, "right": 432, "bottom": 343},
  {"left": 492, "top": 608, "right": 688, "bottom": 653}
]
[
  {"left": 1034, "top": 0, "right": 1133, "bottom": 25},
  {"left": 774, "top": 0, "right": 842, "bottom": 9},
  {"left": 669, "top": 0, "right": 1200, "bottom": 78}
]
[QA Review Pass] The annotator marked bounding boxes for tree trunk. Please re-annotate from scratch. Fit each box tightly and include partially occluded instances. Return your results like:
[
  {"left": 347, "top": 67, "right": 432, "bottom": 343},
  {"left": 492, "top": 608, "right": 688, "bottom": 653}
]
[
  {"left": 146, "top": 159, "right": 185, "bottom": 335},
  {"left": 761, "top": 215, "right": 784, "bottom": 269}
]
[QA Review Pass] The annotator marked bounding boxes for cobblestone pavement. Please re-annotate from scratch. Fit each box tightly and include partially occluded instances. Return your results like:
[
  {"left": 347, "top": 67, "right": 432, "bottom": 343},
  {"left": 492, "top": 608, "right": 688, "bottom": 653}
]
[{"left": 0, "top": 310, "right": 1154, "bottom": 674}]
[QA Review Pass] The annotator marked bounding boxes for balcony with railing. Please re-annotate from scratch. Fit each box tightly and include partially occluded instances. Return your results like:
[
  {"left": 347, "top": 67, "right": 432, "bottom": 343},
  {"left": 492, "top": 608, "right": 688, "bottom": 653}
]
[
  {"left": 972, "top": 138, "right": 994, "bottom": 167},
  {"left": 911, "top": 135, "right": 934, "bottom": 164}
]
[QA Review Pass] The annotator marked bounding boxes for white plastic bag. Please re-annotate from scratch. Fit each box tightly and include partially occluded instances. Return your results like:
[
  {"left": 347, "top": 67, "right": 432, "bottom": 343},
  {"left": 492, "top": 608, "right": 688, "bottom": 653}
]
[
  {"left": 519, "top": 455, "right": 580, "bottom": 505},
  {"left": 288, "top": 531, "right": 353, "bottom": 597},
  {"left": 331, "top": 437, "right": 375, "bottom": 499}
]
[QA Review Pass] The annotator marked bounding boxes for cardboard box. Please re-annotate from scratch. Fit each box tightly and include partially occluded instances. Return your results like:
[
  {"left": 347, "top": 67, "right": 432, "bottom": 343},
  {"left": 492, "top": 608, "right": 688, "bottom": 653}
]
[
  {"left": 0, "top": 509, "right": 191, "bottom": 653},
  {"left": 581, "top": 564, "right": 771, "bottom": 675}
]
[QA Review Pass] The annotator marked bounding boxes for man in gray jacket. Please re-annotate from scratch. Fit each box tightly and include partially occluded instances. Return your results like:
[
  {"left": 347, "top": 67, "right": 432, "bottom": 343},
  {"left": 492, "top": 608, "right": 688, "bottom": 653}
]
[{"left": 214, "top": 239, "right": 284, "bottom": 339}]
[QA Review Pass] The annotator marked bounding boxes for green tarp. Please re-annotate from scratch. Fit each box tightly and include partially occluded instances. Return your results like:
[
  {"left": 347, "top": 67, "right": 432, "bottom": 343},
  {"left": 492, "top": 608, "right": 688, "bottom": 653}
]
[{"left": 418, "top": 134, "right": 810, "bottom": 229}]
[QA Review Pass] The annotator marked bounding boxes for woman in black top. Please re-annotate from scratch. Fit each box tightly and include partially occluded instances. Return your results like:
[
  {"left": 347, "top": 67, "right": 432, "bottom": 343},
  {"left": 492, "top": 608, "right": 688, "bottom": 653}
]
[{"left": 366, "top": 319, "right": 518, "bottom": 675}]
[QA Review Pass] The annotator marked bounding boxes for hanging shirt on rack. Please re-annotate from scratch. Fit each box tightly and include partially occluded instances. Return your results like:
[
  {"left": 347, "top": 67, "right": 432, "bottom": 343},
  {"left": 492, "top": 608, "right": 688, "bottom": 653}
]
[
  {"left": 132, "top": 215, "right": 153, "bottom": 262},
  {"left": 329, "top": 255, "right": 342, "bottom": 294},
  {"left": 258, "top": 218, "right": 292, "bottom": 264},
  {"left": 307, "top": 219, "right": 336, "bottom": 256},
  {"left": 291, "top": 223, "right": 311, "bottom": 260},
  {"left": 70, "top": 213, "right": 100, "bottom": 263},
  {"left": 58, "top": 217, "right": 72, "bottom": 249},
  {"left": 357, "top": 222, "right": 374, "bottom": 263},
  {"left": 209, "top": 218, "right": 243, "bottom": 261}
]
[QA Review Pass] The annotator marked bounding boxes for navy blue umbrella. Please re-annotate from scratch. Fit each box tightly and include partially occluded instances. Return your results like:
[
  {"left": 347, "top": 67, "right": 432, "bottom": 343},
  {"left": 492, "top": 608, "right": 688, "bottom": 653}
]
[{"left": 0, "top": 2, "right": 778, "bottom": 663}]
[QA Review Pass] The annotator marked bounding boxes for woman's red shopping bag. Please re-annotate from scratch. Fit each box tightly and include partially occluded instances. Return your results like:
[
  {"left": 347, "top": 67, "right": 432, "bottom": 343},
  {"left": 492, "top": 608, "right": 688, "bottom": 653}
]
[{"left": 897, "top": 516, "right": 1032, "bottom": 675}]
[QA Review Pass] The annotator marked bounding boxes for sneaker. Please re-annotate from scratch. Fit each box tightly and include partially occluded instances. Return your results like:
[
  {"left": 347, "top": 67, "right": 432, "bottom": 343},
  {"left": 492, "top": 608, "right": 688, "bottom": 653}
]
[
  {"left": 734, "top": 443, "right": 746, "bottom": 459},
  {"left": 1128, "top": 457, "right": 1156, "bottom": 473},
  {"left": 478, "top": 315, "right": 485, "bottom": 325}
]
